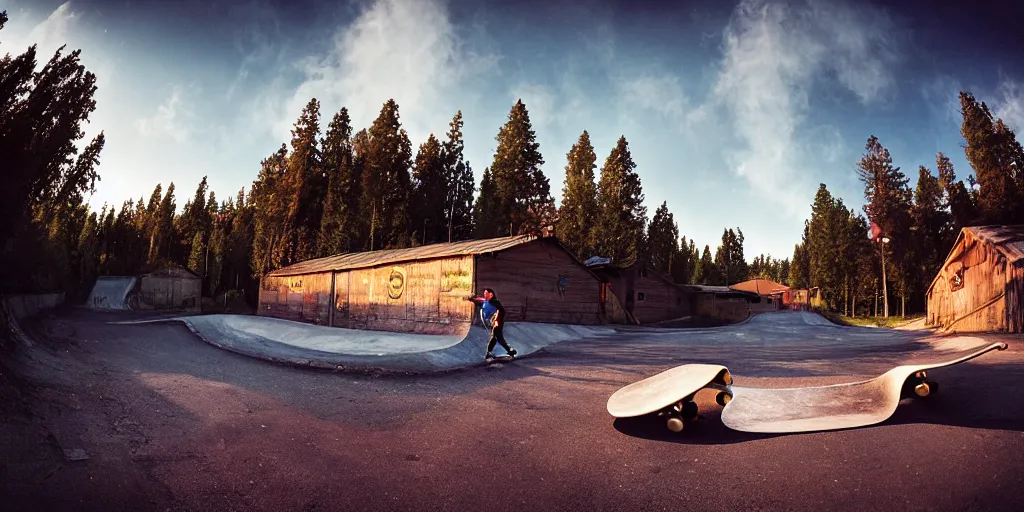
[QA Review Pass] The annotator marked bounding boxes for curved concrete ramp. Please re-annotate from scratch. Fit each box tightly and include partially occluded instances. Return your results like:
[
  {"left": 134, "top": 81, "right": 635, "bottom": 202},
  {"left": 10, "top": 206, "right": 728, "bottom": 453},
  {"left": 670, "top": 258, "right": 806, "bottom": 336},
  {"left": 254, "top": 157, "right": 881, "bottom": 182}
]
[
  {"left": 87, "top": 277, "right": 137, "bottom": 310},
  {"left": 121, "top": 314, "right": 616, "bottom": 374}
]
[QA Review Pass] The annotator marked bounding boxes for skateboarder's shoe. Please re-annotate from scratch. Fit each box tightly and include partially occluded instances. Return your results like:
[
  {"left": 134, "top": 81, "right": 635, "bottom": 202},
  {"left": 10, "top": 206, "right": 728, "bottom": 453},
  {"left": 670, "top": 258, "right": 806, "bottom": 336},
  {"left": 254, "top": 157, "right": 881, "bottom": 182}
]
[
  {"left": 485, "top": 352, "right": 495, "bottom": 360},
  {"left": 508, "top": 348, "right": 517, "bottom": 357}
]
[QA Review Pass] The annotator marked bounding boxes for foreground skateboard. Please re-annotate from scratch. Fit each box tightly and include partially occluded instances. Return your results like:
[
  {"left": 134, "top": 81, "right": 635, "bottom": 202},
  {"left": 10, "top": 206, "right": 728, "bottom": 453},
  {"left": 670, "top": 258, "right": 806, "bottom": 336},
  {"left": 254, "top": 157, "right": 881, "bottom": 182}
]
[{"left": 606, "top": 340, "right": 1009, "bottom": 434}]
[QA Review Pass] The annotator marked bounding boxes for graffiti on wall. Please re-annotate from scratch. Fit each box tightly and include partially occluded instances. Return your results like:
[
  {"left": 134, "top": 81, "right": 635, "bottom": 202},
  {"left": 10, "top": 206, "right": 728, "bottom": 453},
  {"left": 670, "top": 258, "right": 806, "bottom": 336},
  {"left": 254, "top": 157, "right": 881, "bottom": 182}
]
[
  {"left": 441, "top": 268, "right": 472, "bottom": 294},
  {"left": 388, "top": 267, "right": 406, "bottom": 300}
]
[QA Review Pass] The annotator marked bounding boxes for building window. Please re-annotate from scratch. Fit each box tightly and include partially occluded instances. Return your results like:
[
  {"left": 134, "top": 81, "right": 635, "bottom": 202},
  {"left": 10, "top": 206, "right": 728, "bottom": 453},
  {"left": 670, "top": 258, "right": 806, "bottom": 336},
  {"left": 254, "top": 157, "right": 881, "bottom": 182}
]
[{"left": 637, "top": 292, "right": 646, "bottom": 301}]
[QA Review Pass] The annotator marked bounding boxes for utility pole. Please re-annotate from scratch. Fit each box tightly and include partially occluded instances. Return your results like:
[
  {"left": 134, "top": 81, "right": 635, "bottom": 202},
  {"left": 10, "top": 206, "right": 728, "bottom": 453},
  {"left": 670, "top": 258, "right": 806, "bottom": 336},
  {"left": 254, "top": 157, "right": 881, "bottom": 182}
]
[{"left": 880, "top": 237, "right": 890, "bottom": 318}]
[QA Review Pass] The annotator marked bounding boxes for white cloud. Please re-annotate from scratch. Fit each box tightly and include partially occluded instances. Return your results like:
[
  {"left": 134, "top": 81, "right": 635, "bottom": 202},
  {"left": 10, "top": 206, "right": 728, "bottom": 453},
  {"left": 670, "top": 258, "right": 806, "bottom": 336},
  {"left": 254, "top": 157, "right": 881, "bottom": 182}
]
[
  {"left": 709, "top": 0, "right": 902, "bottom": 218},
  {"left": 135, "top": 85, "right": 196, "bottom": 144},
  {"left": 616, "top": 73, "right": 688, "bottom": 126},
  {"left": 994, "top": 79, "right": 1024, "bottom": 134},
  {"left": 268, "top": 0, "right": 499, "bottom": 149},
  {"left": 921, "top": 74, "right": 964, "bottom": 125}
]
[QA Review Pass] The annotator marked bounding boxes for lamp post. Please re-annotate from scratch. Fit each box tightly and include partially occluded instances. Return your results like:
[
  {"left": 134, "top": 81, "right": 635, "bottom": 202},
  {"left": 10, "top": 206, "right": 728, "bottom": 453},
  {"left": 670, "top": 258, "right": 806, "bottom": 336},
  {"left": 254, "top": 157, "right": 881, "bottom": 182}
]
[{"left": 880, "top": 236, "right": 890, "bottom": 318}]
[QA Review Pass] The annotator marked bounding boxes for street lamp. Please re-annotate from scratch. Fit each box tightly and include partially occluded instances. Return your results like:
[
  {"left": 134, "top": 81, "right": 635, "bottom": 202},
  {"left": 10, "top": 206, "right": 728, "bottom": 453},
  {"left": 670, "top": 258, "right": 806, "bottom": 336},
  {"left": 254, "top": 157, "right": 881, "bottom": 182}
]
[{"left": 880, "top": 236, "right": 890, "bottom": 318}]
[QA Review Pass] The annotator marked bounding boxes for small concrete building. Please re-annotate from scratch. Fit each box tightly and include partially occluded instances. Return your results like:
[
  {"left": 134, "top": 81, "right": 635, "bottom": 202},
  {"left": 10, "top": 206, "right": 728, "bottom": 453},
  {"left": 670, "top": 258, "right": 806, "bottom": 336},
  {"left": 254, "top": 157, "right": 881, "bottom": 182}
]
[
  {"left": 259, "top": 235, "right": 605, "bottom": 334},
  {"left": 585, "top": 258, "right": 691, "bottom": 324},
  {"left": 926, "top": 225, "right": 1024, "bottom": 333}
]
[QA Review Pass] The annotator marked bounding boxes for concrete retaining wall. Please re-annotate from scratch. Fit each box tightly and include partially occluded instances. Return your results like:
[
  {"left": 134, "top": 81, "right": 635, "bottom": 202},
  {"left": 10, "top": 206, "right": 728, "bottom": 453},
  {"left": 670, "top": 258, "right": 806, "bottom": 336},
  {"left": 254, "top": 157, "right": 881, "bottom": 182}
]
[{"left": 3, "top": 292, "right": 65, "bottom": 321}]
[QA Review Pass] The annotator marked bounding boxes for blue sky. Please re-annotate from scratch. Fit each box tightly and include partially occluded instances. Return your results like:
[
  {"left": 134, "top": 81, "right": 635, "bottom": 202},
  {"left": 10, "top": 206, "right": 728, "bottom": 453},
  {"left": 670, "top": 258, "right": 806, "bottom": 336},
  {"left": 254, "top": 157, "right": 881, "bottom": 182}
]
[{"left": 3, "top": 0, "right": 1023, "bottom": 260}]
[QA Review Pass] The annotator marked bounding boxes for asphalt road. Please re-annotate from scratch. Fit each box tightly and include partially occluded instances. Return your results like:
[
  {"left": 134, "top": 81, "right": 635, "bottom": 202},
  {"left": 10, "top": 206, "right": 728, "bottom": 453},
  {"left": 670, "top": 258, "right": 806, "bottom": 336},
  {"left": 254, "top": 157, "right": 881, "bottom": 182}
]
[{"left": 2, "top": 308, "right": 1022, "bottom": 511}]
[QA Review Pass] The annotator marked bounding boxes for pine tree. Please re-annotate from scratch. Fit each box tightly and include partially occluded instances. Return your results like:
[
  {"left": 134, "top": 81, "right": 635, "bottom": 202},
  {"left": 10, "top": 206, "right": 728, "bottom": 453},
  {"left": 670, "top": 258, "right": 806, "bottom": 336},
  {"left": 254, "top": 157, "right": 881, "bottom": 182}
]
[
  {"left": 855, "top": 136, "right": 912, "bottom": 316},
  {"left": 282, "top": 98, "right": 323, "bottom": 263},
  {"left": 208, "top": 219, "right": 226, "bottom": 295},
  {"left": 593, "top": 136, "right": 647, "bottom": 263},
  {"left": 317, "top": 107, "right": 360, "bottom": 256},
  {"left": 557, "top": 130, "right": 599, "bottom": 259},
  {"left": 699, "top": 245, "right": 722, "bottom": 285},
  {"left": 251, "top": 145, "right": 289, "bottom": 275},
  {"left": 959, "top": 91, "right": 1024, "bottom": 224},
  {"left": 360, "top": 99, "right": 413, "bottom": 250},
  {"left": 488, "top": 100, "right": 555, "bottom": 236},
  {"left": 645, "top": 202, "right": 679, "bottom": 275},
  {"left": 789, "top": 223, "right": 811, "bottom": 289},
  {"left": 713, "top": 227, "right": 748, "bottom": 286},
  {"left": 149, "top": 183, "right": 176, "bottom": 264},
  {"left": 474, "top": 167, "right": 501, "bottom": 238},
  {"left": 935, "top": 152, "right": 978, "bottom": 235},
  {"left": 911, "top": 165, "right": 953, "bottom": 307},
  {"left": 412, "top": 134, "right": 447, "bottom": 245},
  {"left": 441, "top": 111, "right": 475, "bottom": 242},
  {"left": 188, "top": 230, "right": 206, "bottom": 277}
]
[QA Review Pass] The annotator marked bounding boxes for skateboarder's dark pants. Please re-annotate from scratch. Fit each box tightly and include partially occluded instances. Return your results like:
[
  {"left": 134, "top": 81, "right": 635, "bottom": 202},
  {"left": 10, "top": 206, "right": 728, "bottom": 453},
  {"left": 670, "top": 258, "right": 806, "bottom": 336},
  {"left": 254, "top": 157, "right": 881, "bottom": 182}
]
[{"left": 487, "top": 326, "right": 513, "bottom": 354}]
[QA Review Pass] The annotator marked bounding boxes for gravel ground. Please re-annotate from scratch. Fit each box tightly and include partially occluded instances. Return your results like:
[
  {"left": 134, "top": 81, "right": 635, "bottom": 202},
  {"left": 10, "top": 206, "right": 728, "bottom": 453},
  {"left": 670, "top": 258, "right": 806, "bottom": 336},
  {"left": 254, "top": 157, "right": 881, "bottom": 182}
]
[{"left": 1, "top": 307, "right": 1022, "bottom": 511}]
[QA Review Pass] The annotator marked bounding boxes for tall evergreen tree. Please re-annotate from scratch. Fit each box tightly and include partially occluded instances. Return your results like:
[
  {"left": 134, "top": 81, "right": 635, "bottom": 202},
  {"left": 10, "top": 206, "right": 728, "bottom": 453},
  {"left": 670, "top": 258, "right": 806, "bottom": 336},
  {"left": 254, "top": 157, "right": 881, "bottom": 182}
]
[
  {"left": 593, "top": 136, "right": 647, "bottom": 263},
  {"left": 411, "top": 134, "right": 447, "bottom": 245},
  {"left": 959, "top": 91, "right": 1024, "bottom": 225},
  {"left": 713, "top": 228, "right": 748, "bottom": 286},
  {"left": 474, "top": 167, "right": 500, "bottom": 238},
  {"left": 488, "top": 100, "right": 555, "bottom": 236},
  {"left": 251, "top": 145, "right": 289, "bottom": 275},
  {"left": 282, "top": 97, "right": 323, "bottom": 263},
  {"left": 149, "top": 183, "right": 176, "bottom": 264},
  {"left": 699, "top": 245, "right": 723, "bottom": 285},
  {"left": 855, "top": 136, "right": 912, "bottom": 316},
  {"left": 441, "top": 111, "right": 476, "bottom": 242},
  {"left": 935, "top": 152, "right": 978, "bottom": 235},
  {"left": 557, "top": 130, "right": 599, "bottom": 260},
  {"left": 645, "top": 202, "right": 679, "bottom": 275},
  {"left": 360, "top": 99, "right": 413, "bottom": 250},
  {"left": 317, "top": 107, "right": 360, "bottom": 256}
]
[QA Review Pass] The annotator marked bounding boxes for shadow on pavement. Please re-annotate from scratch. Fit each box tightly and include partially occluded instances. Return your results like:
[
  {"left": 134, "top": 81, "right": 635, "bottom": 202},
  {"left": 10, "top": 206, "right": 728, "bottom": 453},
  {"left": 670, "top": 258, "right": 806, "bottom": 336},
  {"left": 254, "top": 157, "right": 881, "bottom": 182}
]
[{"left": 609, "top": 361, "right": 1024, "bottom": 445}]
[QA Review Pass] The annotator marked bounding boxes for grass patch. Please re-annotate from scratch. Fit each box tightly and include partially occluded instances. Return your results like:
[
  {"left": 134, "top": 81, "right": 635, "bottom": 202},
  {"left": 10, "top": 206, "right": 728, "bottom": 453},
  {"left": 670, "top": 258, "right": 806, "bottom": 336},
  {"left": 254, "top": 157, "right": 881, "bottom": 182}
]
[{"left": 819, "top": 310, "right": 924, "bottom": 328}]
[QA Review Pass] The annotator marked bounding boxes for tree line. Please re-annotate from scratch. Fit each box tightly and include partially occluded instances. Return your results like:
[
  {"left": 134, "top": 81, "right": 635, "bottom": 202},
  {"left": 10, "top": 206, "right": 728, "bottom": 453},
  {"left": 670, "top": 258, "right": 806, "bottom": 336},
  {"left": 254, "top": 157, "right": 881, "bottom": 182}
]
[
  {"left": 4, "top": 11, "right": 1020, "bottom": 318},
  {"left": 790, "top": 91, "right": 1024, "bottom": 317}
]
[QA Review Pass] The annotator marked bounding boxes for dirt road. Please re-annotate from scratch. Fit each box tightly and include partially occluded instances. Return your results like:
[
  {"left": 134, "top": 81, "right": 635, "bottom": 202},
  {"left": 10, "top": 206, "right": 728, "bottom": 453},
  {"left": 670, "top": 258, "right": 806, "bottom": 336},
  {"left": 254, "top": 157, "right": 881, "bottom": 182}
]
[{"left": 2, "top": 308, "right": 1022, "bottom": 511}]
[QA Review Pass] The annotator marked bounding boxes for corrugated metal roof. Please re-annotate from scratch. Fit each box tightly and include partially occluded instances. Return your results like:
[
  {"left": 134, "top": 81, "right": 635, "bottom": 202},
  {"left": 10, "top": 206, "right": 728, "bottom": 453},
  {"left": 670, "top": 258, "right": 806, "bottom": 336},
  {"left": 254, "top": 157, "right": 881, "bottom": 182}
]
[
  {"left": 965, "top": 225, "right": 1024, "bottom": 264},
  {"left": 267, "top": 235, "right": 539, "bottom": 276}
]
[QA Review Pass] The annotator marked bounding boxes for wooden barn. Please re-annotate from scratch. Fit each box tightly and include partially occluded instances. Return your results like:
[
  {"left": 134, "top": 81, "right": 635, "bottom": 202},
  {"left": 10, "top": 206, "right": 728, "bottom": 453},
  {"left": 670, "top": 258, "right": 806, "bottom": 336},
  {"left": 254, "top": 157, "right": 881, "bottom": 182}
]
[
  {"left": 689, "top": 285, "right": 760, "bottom": 323},
  {"left": 926, "top": 225, "right": 1024, "bottom": 333},
  {"left": 585, "top": 258, "right": 692, "bottom": 324},
  {"left": 133, "top": 264, "right": 202, "bottom": 312},
  {"left": 258, "top": 235, "right": 605, "bottom": 334}
]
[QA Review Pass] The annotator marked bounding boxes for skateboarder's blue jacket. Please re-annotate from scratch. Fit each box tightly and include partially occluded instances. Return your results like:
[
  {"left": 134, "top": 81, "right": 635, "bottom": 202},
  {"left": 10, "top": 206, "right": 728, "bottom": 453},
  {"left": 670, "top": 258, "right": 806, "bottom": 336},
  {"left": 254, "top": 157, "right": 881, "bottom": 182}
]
[{"left": 481, "top": 300, "right": 497, "bottom": 323}]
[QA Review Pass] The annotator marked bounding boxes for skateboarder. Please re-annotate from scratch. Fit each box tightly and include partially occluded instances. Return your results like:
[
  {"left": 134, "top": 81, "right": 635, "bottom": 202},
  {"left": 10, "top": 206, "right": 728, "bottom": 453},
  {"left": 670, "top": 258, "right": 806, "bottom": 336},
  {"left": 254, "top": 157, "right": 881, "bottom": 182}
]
[{"left": 467, "top": 288, "right": 517, "bottom": 360}]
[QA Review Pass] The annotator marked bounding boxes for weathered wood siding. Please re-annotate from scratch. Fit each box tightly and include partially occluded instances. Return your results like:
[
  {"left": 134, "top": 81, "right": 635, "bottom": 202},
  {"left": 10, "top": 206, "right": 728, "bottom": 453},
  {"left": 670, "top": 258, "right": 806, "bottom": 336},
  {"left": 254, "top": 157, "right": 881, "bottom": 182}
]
[
  {"left": 329, "top": 256, "right": 475, "bottom": 334},
  {"left": 474, "top": 241, "right": 602, "bottom": 325},
  {"left": 258, "top": 272, "right": 332, "bottom": 324},
  {"left": 137, "top": 266, "right": 201, "bottom": 311},
  {"left": 629, "top": 273, "right": 690, "bottom": 324},
  {"left": 927, "top": 234, "right": 1010, "bottom": 333},
  {"left": 692, "top": 294, "right": 750, "bottom": 323},
  {"left": 1009, "top": 263, "right": 1024, "bottom": 333}
]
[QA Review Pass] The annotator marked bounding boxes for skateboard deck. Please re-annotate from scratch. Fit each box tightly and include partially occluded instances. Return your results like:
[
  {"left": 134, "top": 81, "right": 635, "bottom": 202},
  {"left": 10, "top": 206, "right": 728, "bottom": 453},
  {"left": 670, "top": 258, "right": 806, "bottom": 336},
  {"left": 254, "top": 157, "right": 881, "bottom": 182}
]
[{"left": 607, "top": 340, "right": 1008, "bottom": 434}]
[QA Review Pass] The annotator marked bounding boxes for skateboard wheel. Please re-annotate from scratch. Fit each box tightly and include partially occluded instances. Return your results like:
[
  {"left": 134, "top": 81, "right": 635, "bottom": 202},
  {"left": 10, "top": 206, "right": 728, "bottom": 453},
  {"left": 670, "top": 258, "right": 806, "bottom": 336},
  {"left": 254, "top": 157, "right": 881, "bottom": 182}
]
[
  {"left": 927, "top": 380, "right": 939, "bottom": 394},
  {"left": 718, "top": 370, "right": 733, "bottom": 386},
  {"left": 914, "top": 371, "right": 927, "bottom": 379},
  {"left": 914, "top": 382, "right": 931, "bottom": 397},
  {"left": 716, "top": 391, "right": 732, "bottom": 406},
  {"left": 682, "top": 401, "right": 699, "bottom": 420},
  {"left": 667, "top": 417, "right": 684, "bottom": 432}
]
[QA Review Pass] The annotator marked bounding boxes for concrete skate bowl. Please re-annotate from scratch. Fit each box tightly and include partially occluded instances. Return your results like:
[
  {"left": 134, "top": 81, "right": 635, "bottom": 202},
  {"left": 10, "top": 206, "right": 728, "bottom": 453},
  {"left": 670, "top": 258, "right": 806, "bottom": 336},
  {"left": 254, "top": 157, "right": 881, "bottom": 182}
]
[
  {"left": 87, "top": 276, "right": 138, "bottom": 310},
  {"left": 117, "top": 314, "right": 617, "bottom": 374}
]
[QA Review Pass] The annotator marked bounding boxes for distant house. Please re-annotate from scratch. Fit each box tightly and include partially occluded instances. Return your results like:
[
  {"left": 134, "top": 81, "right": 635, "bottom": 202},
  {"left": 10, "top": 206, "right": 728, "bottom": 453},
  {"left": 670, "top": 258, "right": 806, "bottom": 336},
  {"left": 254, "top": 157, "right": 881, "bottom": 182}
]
[
  {"left": 688, "top": 285, "right": 761, "bottom": 323},
  {"left": 729, "top": 278, "right": 790, "bottom": 312},
  {"left": 926, "top": 225, "right": 1024, "bottom": 333},
  {"left": 585, "top": 258, "right": 691, "bottom": 324},
  {"left": 259, "top": 235, "right": 605, "bottom": 334}
]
